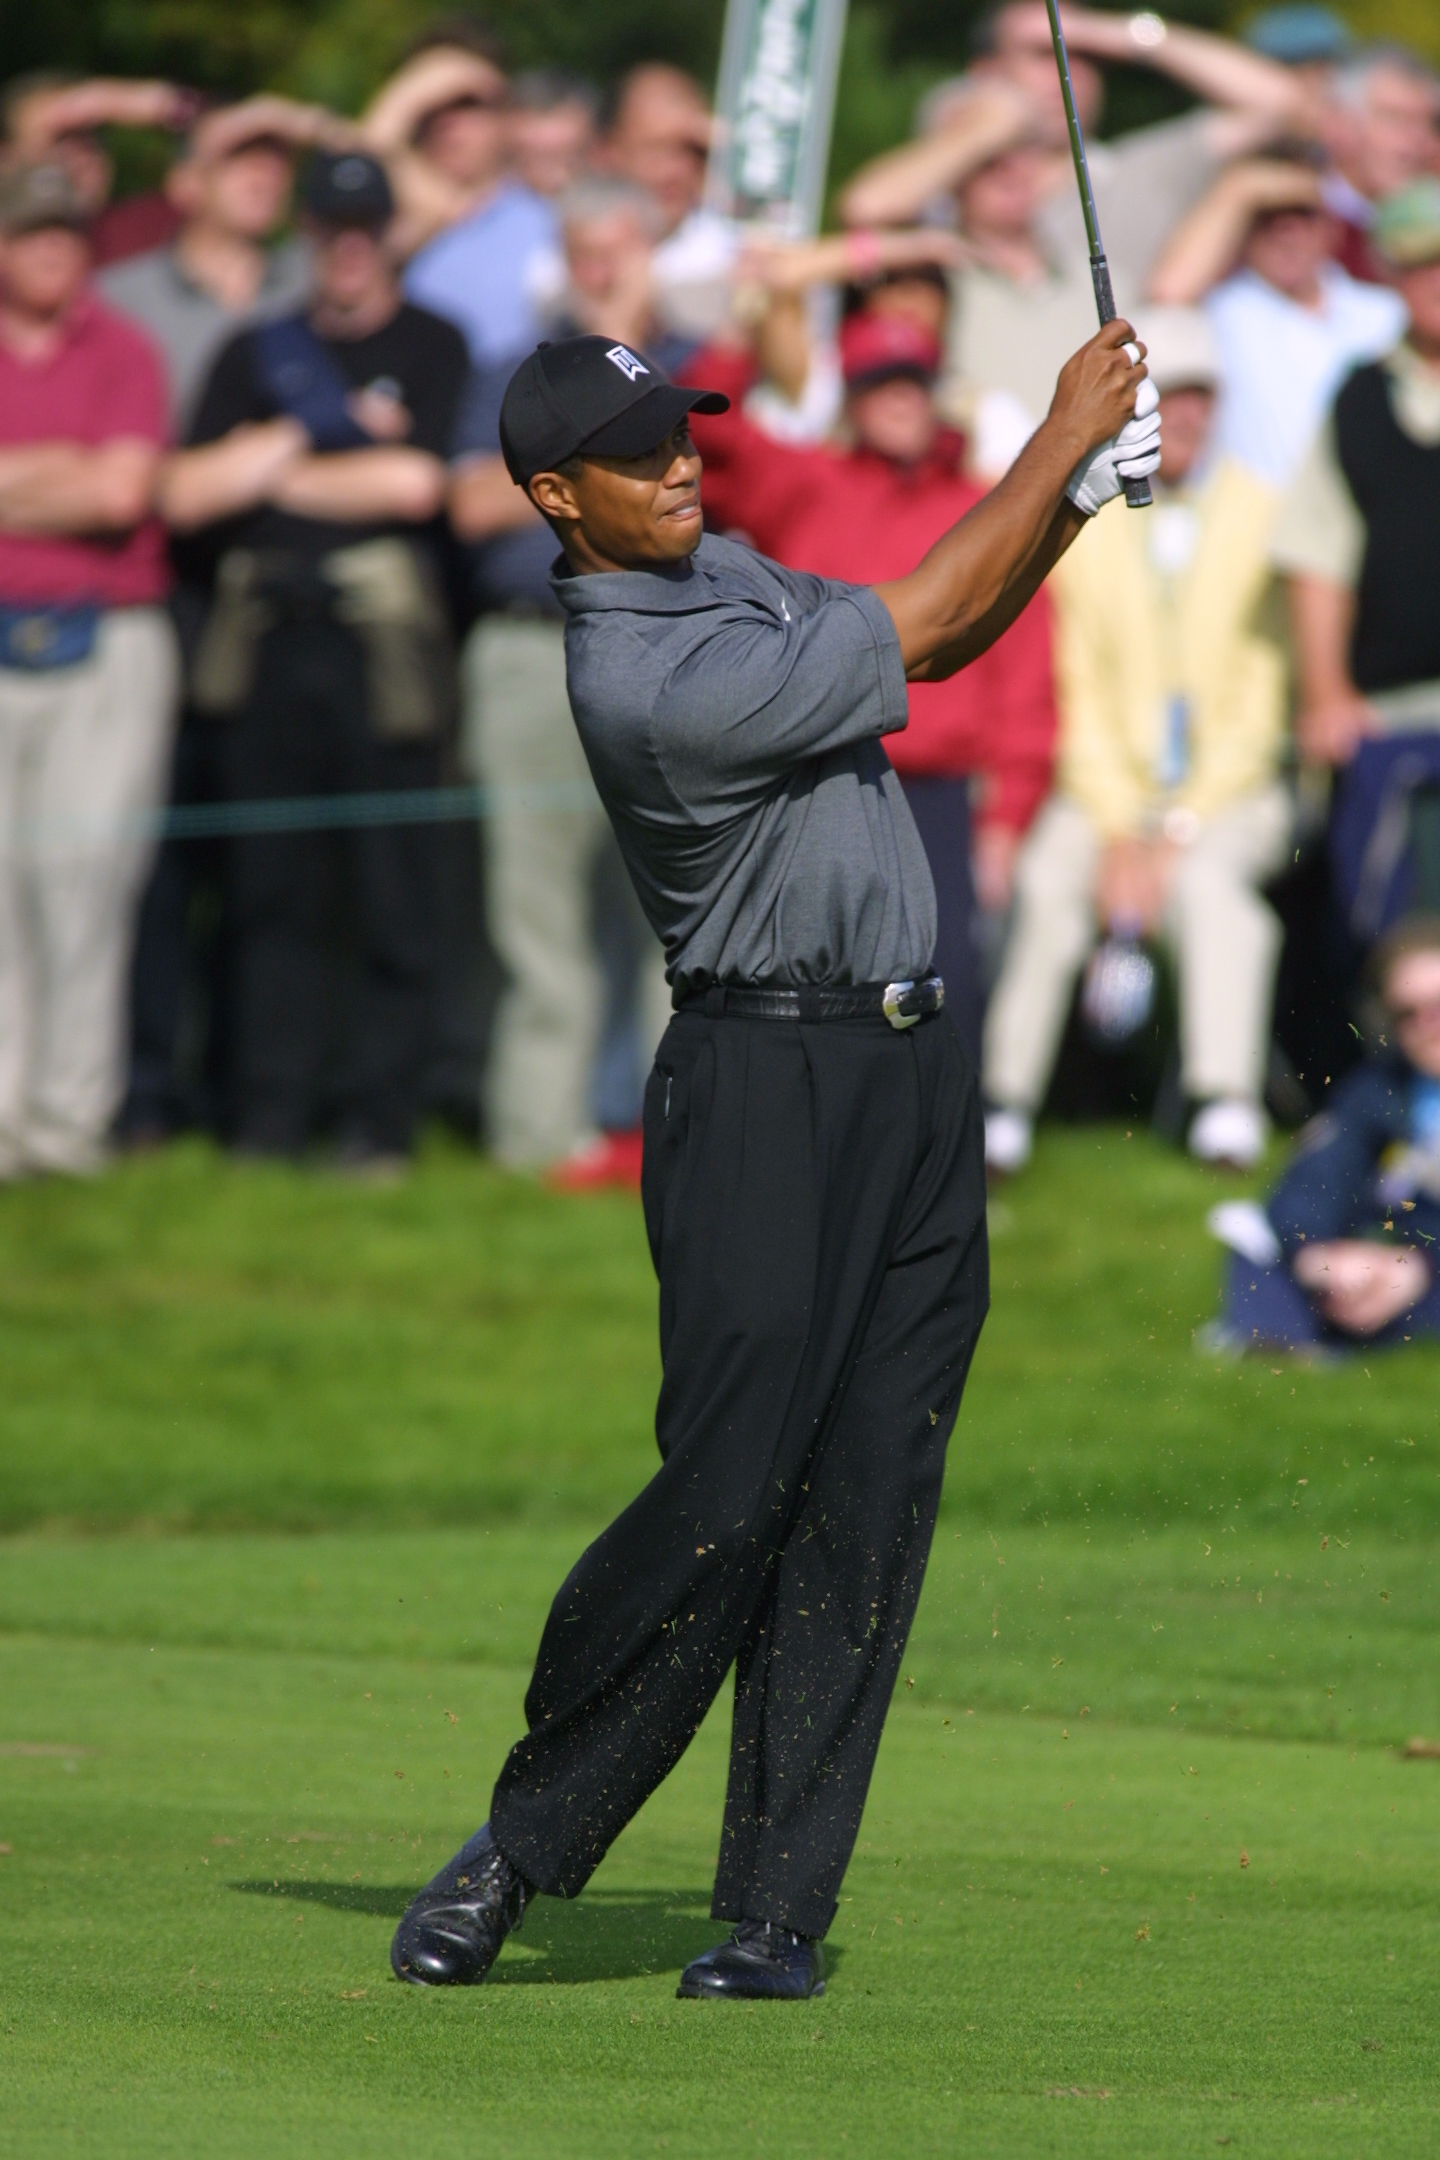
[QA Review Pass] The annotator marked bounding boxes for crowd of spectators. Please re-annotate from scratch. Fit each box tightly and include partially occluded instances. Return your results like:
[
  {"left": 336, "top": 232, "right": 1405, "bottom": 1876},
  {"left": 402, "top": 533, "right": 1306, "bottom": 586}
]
[{"left": 0, "top": 5, "right": 1437, "bottom": 1346}]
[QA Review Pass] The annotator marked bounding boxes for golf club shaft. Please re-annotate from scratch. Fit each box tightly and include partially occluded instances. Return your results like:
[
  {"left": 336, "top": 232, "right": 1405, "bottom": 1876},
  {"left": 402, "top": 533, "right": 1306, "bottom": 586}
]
[{"left": 1042, "top": 0, "right": 1151, "bottom": 508}]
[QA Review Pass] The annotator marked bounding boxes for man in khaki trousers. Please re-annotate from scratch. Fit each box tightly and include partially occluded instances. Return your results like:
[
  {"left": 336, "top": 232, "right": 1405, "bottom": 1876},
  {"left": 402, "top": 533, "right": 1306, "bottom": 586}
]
[
  {"left": 984, "top": 309, "right": 1291, "bottom": 1176},
  {"left": 0, "top": 167, "right": 176, "bottom": 1178}
]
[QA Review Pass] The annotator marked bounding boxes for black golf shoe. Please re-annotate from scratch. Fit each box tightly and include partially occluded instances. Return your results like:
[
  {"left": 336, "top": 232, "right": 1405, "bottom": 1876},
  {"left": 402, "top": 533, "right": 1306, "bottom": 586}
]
[
  {"left": 677, "top": 1919, "right": 825, "bottom": 2000},
  {"left": 390, "top": 1823, "right": 531, "bottom": 1986}
]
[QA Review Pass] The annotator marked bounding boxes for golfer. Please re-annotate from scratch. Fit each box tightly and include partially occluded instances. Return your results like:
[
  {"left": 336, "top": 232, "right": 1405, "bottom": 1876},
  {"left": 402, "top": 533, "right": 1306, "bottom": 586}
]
[{"left": 391, "top": 322, "right": 1159, "bottom": 2000}]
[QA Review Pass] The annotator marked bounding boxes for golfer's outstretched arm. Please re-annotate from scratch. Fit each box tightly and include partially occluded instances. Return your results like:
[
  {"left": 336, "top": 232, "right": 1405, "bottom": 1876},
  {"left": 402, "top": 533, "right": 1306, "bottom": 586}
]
[{"left": 874, "top": 322, "right": 1145, "bottom": 682}]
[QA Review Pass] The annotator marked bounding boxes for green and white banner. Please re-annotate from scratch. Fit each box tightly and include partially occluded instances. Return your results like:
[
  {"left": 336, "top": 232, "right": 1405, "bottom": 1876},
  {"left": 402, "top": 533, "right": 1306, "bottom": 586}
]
[{"left": 707, "top": 0, "right": 849, "bottom": 237}]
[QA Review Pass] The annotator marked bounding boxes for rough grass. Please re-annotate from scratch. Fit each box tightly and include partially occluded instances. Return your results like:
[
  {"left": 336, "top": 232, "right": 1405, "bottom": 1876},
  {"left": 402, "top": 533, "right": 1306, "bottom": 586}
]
[
  {"left": 1, "top": 1128, "right": 1435, "bottom": 1537},
  {"left": 1, "top": 1128, "right": 1437, "bottom": 2156}
]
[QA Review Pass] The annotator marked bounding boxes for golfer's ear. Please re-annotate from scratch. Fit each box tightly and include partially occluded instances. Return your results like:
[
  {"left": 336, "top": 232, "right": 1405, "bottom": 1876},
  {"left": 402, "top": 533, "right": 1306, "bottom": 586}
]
[{"left": 529, "top": 470, "right": 581, "bottom": 523}]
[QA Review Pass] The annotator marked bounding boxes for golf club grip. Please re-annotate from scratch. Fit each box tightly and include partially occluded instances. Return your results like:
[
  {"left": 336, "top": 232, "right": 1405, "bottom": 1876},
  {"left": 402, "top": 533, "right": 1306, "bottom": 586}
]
[
  {"left": 1088, "top": 257, "right": 1151, "bottom": 510},
  {"left": 1090, "top": 254, "right": 1117, "bottom": 325}
]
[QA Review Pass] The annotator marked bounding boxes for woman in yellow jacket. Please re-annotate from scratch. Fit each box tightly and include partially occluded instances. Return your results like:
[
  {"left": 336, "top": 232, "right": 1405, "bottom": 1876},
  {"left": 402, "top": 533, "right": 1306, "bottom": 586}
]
[{"left": 984, "top": 307, "right": 1290, "bottom": 1173}]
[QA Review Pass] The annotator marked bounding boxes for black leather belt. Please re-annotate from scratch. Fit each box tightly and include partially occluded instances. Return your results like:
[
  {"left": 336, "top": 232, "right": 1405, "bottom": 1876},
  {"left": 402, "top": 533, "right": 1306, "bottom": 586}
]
[{"left": 683, "top": 976, "right": 945, "bottom": 1030}]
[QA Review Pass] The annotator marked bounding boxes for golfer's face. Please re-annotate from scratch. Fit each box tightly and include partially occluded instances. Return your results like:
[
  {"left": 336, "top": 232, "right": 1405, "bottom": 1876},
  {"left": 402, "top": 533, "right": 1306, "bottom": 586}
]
[{"left": 570, "top": 425, "right": 705, "bottom": 566}]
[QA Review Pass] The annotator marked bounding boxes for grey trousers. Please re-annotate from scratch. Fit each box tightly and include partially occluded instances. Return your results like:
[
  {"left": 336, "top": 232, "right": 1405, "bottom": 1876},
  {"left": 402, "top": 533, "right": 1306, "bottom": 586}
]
[
  {"left": 0, "top": 607, "right": 178, "bottom": 1175},
  {"left": 983, "top": 786, "right": 1292, "bottom": 1113},
  {"left": 464, "top": 614, "right": 669, "bottom": 1166}
]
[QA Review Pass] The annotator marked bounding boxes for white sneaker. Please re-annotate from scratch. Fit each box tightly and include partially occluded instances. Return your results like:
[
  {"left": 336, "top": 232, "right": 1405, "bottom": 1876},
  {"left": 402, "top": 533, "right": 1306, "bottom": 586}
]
[
  {"left": 1189, "top": 1098, "right": 1265, "bottom": 1171},
  {"left": 1206, "top": 1199, "right": 1281, "bottom": 1267},
  {"left": 984, "top": 1107, "right": 1033, "bottom": 1177}
]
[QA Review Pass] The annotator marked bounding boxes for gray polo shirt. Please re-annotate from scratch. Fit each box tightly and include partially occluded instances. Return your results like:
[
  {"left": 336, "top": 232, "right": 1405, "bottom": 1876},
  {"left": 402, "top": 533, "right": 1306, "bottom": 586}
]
[
  {"left": 555, "top": 533, "right": 937, "bottom": 999},
  {"left": 99, "top": 239, "right": 312, "bottom": 434}
]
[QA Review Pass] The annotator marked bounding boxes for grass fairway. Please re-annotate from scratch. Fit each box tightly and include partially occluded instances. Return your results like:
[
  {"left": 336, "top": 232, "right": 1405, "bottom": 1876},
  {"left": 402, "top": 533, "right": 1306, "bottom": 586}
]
[{"left": 2, "top": 1131, "right": 1438, "bottom": 2156}]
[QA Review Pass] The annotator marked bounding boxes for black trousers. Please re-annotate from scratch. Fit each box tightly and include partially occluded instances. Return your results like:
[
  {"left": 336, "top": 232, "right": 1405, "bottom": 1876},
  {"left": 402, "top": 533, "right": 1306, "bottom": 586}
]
[
  {"left": 490, "top": 1004, "right": 989, "bottom": 1938},
  {"left": 123, "top": 709, "right": 228, "bottom": 1136},
  {"left": 217, "top": 615, "right": 439, "bottom": 1155},
  {"left": 122, "top": 586, "right": 229, "bottom": 1139},
  {"left": 899, "top": 775, "right": 982, "bottom": 1064}
]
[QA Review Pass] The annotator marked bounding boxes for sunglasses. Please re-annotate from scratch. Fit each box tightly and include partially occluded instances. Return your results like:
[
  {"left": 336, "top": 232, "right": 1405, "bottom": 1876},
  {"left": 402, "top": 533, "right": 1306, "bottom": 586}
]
[{"left": 1391, "top": 996, "right": 1440, "bottom": 1027}]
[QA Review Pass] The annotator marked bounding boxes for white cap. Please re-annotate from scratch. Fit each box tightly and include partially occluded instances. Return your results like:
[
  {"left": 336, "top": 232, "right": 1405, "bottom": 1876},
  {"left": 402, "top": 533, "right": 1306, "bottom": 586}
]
[{"left": 1132, "top": 306, "right": 1221, "bottom": 396}]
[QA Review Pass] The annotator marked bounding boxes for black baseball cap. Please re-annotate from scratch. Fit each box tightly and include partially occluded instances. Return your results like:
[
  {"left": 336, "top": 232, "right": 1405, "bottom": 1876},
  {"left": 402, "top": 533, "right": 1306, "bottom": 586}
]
[
  {"left": 301, "top": 150, "right": 395, "bottom": 231},
  {"left": 498, "top": 336, "right": 729, "bottom": 487}
]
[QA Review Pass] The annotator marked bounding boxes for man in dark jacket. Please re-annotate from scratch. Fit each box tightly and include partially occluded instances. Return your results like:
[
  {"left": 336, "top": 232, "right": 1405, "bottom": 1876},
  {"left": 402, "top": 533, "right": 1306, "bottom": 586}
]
[
  {"left": 1273, "top": 179, "right": 1440, "bottom": 946},
  {"left": 160, "top": 151, "right": 467, "bottom": 1169},
  {"left": 1212, "top": 912, "right": 1440, "bottom": 1348}
]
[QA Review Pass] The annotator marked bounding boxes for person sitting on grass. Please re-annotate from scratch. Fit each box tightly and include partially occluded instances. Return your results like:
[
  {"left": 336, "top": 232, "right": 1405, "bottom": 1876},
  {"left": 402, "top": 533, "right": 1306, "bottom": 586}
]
[{"left": 1209, "top": 913, "right": 1440, "bottom": 1351}]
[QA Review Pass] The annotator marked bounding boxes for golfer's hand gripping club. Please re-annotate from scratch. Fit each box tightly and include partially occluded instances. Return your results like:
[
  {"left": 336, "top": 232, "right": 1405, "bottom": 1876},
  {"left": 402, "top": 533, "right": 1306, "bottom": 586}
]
[
  {"left": 1063, "top": 333, "right": 1160, "bottom": 518},
  {"left": 1043, "top": 0, "right": 1153, "bottom": 508}
]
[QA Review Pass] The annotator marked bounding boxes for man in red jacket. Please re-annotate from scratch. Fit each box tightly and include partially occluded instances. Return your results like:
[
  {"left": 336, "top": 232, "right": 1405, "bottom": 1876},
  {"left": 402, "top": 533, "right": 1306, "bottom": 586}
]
[{"left": 683, "top": 309, "right": 1055, "bottom": 1056}]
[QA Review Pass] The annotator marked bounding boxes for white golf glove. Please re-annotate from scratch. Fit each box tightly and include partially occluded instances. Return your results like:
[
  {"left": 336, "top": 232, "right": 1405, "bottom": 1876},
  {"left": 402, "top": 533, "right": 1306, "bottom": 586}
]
[{"left": 1066, "top": 351, "right": 1161, "bottom": 517}]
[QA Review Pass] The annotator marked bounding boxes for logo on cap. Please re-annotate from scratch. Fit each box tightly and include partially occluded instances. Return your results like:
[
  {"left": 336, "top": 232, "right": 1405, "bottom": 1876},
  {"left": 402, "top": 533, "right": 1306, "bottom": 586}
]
[{"left": 605, "top": 345, "right": 650, "bottom": 383}]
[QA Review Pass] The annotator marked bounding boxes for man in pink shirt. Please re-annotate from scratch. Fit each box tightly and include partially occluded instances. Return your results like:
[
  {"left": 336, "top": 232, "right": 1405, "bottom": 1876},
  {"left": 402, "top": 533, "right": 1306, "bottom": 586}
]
[
  {"left": 0, "top": 164, "right": 175, "bottom": 1177},
  {"left": 685, "top": 308, "right": 1055, "bottom": 1057}
]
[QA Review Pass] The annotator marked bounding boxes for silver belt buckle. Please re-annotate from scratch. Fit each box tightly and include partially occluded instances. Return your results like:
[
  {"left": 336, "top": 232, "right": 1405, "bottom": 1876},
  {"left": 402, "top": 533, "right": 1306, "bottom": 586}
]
[
  {"left": 883, "top": 979, "right": 921, "bottom": 1030},
  {"left": 883, "top": 976, "right": 944, "bottom": 1030}
]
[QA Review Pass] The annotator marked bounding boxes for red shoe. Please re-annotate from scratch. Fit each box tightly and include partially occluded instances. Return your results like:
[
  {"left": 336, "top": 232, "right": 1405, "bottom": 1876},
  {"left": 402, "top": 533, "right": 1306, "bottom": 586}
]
[{"left": 547, "top": 1128, "right": 645, "bottom": 1192}]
